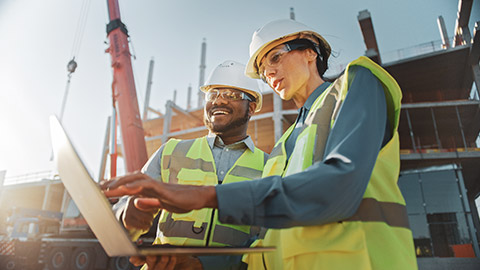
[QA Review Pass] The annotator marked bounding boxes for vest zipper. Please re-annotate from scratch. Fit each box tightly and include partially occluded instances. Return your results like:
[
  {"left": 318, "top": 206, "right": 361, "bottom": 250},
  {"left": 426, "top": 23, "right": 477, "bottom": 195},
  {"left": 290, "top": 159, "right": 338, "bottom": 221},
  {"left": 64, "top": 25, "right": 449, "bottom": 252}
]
[{"left": 205, "top": 209, "right": 216, "bottom": 246}]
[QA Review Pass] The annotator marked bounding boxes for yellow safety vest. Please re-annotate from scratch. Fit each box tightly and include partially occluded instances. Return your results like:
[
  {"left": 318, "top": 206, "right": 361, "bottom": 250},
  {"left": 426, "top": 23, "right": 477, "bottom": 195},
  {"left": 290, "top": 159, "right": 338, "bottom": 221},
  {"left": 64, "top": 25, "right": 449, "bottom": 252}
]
[
  {"left": 156, "top": 136, "right": 265, "bottom": 247},
  {"left": 245, "top": 56, "right": 417, "bottom": 270}
]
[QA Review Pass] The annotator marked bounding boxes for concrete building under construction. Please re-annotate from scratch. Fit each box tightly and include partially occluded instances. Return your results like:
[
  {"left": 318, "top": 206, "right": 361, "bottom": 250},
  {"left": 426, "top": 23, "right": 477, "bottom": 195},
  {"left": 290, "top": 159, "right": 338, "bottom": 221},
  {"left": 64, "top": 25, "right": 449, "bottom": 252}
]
[{"left": 359, "top": 1, "right": 480, "bottom": 268}]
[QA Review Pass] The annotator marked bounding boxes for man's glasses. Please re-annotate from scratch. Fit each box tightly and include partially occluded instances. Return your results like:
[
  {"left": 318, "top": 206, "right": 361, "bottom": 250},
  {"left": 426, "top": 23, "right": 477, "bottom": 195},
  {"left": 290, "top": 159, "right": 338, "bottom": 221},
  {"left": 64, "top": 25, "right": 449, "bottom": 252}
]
[
  {"left": 257, "top": 39, "right": 318, "bottom": 83},
  {"left": 205, "top": 89, "right": 254, "bottom": 103}
]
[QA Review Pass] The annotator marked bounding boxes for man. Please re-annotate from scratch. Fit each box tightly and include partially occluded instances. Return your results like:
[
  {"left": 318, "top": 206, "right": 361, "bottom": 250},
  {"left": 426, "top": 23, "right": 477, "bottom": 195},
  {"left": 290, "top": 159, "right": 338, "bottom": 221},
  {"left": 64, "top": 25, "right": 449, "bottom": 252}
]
[
  {"left": 112, "top": 60, "right": 266, "bottom": 269},
  {"left": 104, "top": 19, "right": 417, "bottom": 270}
]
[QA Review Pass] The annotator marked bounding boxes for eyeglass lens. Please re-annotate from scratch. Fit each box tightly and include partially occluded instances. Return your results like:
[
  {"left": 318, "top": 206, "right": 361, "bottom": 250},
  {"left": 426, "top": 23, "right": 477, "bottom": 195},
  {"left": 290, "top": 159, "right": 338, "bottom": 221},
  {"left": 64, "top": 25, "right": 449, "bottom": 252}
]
[
  {"left": 206, "top": 89, "right": 247, "bottom": 102},
  {"left": 258, "top": 46, "right": 289, "bottom": 78}
]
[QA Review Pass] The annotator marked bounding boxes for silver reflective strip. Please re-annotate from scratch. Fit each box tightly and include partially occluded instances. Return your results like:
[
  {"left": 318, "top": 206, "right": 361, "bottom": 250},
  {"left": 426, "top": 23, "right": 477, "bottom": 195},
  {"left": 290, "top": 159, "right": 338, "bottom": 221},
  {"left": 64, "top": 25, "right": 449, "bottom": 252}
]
[
  {"left": 211, "top": 225, "right": 251, "bottom": 246},
  {"left": 229, "top": 166, "right": 263, "bottom": 179},
  {"left": 305, "top": 82, "right": 342, "bottom": 163},
  {"left": 344, "top": 198, "right": 410, "bottom": 229},
  {"left": 166, "top": 156, "right": 215, "bottom": 172},
  {"left": 173, "top": 139, "right": 195, "bottom": 156},
  {"left": 160, "top": 214, "right": 252, "bottom": 246},
  {"left": 269, "top": 144, "right": 284, "bottom": 159},
  {"left": 159, "top": 213, "right": 206, "bottom": 240}
]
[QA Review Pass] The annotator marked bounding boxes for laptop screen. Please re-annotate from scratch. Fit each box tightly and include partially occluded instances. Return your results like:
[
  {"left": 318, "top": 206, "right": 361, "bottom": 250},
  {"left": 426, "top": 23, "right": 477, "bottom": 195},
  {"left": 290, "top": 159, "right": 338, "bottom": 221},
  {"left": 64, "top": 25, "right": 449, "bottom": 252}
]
[{"left": 50, "top": 115, "right": 138, "bottom": 256}]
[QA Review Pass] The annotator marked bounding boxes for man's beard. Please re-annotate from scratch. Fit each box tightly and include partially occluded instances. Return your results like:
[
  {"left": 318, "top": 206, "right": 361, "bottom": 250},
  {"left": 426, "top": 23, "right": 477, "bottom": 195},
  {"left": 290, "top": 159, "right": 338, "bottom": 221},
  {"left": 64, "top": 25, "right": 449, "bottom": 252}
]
[{"left": 204, "top": 109, "right": 249, "bottom": 134}]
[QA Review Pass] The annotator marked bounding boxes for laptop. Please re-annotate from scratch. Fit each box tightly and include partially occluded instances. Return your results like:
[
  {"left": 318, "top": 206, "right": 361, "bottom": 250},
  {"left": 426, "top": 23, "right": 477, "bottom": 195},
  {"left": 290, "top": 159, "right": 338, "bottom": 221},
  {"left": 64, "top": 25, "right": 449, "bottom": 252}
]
[{"left": 49, "top": 115, "right": 274, "bottom": 256}]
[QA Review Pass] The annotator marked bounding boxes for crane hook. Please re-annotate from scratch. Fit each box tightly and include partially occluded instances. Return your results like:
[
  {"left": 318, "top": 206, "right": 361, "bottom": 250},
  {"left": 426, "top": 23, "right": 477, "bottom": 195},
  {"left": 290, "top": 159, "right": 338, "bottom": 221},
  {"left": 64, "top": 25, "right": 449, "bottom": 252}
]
[{"left": 67, "top": 58, "right": 78, "bottom": 74}]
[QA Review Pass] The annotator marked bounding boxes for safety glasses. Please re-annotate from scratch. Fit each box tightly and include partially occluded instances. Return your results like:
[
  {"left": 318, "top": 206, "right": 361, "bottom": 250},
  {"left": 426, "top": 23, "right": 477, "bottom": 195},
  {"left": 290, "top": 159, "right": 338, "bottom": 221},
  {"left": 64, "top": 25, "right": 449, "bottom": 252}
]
[
  {"left": 258, "top": 39, "right": 318, "bottom": 83},
  {"left": 205, "top": 89, "right": 254, "bottom": 103}
]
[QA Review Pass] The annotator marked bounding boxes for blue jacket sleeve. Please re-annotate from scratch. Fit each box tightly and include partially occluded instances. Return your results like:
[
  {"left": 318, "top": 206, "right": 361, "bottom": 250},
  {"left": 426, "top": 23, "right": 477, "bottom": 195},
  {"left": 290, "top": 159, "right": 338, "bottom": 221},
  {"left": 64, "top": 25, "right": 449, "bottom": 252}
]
[{"left": 216, "top": 66, "right": 389, "bottom": 228}]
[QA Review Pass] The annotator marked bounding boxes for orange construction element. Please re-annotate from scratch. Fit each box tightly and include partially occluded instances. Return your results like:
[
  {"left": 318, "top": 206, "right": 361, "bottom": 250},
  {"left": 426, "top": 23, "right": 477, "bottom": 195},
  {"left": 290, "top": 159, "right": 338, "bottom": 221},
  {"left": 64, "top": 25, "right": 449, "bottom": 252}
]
[
  {"left": 105, "top": 0, "right": 148, "bottom": 173},
  {"left": 451, "top": 244, "right": 475, "bottom": 258}
]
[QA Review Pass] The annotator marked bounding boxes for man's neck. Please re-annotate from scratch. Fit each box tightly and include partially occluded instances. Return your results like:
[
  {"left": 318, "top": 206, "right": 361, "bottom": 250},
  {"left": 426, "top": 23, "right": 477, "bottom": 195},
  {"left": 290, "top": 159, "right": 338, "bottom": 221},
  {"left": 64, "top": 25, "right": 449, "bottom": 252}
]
[
  {"left": 217, "top": 133, "right": 247, "bottom": 145},
  {"left": 212, "top": 125, "right": 248, "bottom": 145}
]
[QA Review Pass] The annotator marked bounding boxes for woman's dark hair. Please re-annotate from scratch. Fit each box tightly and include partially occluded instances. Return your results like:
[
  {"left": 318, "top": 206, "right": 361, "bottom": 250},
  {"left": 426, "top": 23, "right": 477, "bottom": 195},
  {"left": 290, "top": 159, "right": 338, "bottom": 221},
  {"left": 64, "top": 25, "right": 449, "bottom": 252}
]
[{"left": 284, "top": 38, "right": 329, "bottom": 79}]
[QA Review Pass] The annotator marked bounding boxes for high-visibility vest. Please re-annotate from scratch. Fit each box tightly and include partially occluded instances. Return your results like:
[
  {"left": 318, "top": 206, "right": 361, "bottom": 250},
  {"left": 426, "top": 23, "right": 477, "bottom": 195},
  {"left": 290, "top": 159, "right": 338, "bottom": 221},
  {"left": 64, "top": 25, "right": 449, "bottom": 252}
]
[
  {"left": 155, "top": 136, "right": 265, "bottom": 247},
  {"left": 245, "top": 56, "right": 417, "bottom": 270}
]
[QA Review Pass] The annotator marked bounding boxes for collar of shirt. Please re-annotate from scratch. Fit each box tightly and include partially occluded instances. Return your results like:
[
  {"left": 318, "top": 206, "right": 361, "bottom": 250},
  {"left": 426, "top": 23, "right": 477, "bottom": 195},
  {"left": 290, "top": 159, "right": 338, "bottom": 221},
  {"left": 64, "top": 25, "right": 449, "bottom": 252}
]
[
  {"left": 297, "top": 82, "right": 332, "bottom": 124},
  {"left": 206, "top": 133, "right": 255, "bottom": 152}
]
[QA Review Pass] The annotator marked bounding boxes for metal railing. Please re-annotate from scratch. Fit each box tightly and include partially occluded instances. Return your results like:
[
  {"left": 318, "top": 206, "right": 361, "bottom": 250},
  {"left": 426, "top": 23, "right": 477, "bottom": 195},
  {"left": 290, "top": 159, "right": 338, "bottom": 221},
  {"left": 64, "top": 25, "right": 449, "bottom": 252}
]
[
  {"left": 326, "top": 37, "right": 456, "bottom": 77},
  {"left": 381, "top": 38, "right": 453, "bottom": 64}
]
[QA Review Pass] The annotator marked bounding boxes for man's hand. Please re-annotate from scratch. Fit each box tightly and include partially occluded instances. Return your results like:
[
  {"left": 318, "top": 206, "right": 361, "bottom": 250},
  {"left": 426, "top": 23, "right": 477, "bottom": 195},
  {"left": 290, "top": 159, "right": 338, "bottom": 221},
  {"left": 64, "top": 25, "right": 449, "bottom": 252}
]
[
  {"left": 122, "top": 195, "right": 158, "bottom": 230},
  {"left": 129, "top": 255, "right": 203, "bottom": 270},
  {"left": 101, "top": 172, "right": 218, "bottom": 213}
]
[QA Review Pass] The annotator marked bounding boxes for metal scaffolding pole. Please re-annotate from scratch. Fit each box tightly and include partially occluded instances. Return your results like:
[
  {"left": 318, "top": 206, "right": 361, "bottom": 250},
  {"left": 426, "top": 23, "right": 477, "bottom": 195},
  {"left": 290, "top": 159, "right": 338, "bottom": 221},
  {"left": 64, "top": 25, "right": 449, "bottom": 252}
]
[
  {"left": 455, "top": 106, "right": 468, "bottom": 149},
  {"left": 430, "top": 108, "right": 443, "bottom": 149},
  {"left": 405, "top": 109, "right": 417, "bottom": 152}
]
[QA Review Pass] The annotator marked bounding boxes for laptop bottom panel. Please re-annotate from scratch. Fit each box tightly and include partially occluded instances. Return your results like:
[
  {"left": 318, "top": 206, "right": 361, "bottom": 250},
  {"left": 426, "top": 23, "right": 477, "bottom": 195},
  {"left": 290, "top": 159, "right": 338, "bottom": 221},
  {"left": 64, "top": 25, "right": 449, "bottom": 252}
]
[{"left": 137, "top": 245, "right": 275, "bottom": 256}]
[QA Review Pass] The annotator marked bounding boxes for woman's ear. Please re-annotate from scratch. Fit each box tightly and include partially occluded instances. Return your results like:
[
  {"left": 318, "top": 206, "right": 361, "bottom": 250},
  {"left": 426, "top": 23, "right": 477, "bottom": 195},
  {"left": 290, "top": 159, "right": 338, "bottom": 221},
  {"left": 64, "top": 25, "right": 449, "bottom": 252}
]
[{"left": 305, "top": 48, "right": 318, "bottom": 61}]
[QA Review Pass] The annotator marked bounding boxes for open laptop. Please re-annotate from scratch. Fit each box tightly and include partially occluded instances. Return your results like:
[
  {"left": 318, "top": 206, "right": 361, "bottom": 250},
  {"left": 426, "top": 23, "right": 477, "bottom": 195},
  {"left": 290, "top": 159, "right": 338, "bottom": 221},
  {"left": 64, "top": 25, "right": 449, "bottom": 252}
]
[{"left": 49, "top": 115, "right": 274, "bottom": 256}]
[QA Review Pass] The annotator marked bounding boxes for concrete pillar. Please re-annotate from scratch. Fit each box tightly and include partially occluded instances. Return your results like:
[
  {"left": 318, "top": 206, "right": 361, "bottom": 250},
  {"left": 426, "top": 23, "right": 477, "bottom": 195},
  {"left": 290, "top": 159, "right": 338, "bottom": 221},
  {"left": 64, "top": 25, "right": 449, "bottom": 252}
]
[
  {"left": 187, "top": 84, "right": 192, "bottom": 110},
  {"left": 357, "top": 10, "right": 381, "bottom": 64},
  {"left": 437, "top": 16, "right": 451, "bottom": 49},
  {"left": 143, "top": 58, "right": 155, "bottom": 120},
  {"left": 198, "top": 39, "right": 207, "bottom": 108},
  {"left": 273, "top": 94, "right": 283, "bottom": 141},
  {"left": 453, "top": 0, "right": 473, "bottom": 46},
  {"left": 162, "top": 101, "right": 173, "bottom": 144}
]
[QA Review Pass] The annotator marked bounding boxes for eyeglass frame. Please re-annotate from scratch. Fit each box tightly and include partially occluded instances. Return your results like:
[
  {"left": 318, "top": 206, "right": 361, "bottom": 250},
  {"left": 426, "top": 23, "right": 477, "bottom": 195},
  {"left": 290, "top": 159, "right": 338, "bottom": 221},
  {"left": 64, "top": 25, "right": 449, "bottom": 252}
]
[
  {"left": 204, "top": 88, "right": 255, "bottom": 103},
  {"left": 256, "top": 39, "right": 321, "bottom": 83}
]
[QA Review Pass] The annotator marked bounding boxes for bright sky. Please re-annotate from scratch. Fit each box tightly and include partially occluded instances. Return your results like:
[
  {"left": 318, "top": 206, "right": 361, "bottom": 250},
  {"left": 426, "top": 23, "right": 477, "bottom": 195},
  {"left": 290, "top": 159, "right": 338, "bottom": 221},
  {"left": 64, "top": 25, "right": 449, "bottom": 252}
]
[{"left": 0, "top": 0, "right": 478, "bottom": 181}]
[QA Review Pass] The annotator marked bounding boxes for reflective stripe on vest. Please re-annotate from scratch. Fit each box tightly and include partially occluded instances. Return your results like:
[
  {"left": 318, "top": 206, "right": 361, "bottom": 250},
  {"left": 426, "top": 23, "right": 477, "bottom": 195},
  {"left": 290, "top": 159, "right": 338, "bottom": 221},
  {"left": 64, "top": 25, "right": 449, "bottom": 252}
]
[
  {"left": 159, "top": 136, "right": 265, "bottom": 246},
  {"left": 159, "top": 212, "right": 255, "bottom": 246},
  {"left": 344, "top": 198, "right": 410, "bottom": 229},
  {"left": 229, "top": 165, "right": 262, "bottom": 179},
  {"left": 305, "top": 76, "right": 344, "bottom": 163},
  {"left": 160, "top": 212, "right": 206, "bottom": 240}
]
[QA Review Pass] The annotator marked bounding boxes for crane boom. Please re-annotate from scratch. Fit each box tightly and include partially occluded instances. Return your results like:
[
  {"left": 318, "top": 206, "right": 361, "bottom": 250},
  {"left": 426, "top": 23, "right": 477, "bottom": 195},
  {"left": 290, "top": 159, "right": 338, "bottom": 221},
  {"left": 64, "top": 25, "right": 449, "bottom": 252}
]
[{"left": 105, "top": 0, "right": 148, "bottom": 173}]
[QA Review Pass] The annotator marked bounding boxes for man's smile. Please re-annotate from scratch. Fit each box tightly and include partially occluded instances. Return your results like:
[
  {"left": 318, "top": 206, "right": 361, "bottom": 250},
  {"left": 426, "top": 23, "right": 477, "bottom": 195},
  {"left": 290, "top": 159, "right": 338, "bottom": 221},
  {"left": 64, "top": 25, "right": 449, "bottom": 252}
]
[{"left": 210, "top": 107, "right": 232, "bottom": 117}]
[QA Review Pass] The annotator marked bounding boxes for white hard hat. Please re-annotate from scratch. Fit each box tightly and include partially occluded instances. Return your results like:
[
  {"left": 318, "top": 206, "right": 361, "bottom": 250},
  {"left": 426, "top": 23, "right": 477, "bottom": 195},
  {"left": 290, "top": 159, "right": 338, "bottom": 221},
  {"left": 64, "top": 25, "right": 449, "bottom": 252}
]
[
  {"left": 246, "top": 19, "right": 331, "bottom": 79},
  {"left": 201, "top": 60, "right": 263, "bottom": 112}
]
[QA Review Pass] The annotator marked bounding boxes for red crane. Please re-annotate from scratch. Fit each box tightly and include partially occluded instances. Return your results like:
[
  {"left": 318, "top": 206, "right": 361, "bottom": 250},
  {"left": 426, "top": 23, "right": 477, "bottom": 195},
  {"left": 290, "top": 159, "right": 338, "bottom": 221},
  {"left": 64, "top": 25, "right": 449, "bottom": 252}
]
[{"left": 105, "top": 0, "right": 148, "bottom": 175}]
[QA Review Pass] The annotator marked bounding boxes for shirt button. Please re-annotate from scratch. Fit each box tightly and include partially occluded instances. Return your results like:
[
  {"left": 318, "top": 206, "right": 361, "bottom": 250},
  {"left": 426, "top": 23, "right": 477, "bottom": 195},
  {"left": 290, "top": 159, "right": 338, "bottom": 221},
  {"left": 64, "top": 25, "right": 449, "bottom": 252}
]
[{"left": 220, "top": 171, "right": 224, "bottom": 174}]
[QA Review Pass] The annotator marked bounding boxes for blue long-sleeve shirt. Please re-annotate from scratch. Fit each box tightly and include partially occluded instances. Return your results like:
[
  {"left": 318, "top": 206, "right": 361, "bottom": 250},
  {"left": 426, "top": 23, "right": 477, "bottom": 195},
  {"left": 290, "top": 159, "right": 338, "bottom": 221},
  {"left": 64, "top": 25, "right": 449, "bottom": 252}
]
[{"left": 216, "top": 66, "right": 390, "bottom": 228}]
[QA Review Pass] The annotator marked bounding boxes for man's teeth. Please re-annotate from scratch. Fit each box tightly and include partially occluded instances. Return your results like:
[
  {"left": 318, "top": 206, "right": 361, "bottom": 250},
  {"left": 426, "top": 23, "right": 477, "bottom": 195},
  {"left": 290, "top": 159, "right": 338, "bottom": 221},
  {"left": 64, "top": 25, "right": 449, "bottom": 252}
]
[{"left": 213, "top": 110, "right": 228, "bottom": 115}]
